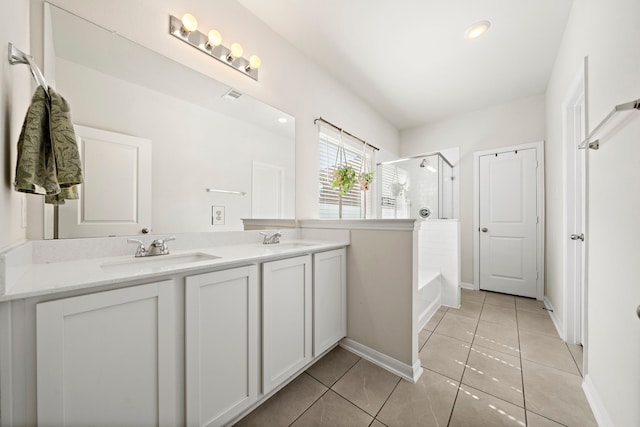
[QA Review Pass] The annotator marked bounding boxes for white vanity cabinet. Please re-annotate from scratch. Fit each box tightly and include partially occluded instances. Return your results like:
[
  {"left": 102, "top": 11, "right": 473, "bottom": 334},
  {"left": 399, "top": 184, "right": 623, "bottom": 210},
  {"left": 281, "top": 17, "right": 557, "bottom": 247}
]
[
  {"left": 185, "top": 265, "right": 259, "bottom": 427},
  {"left": 2, "top": 243, "right": 348, "bottom": 427},
  {"left": 262, "top": 255, "right": 312, "bottom": 393},
  {"left": 36, "top": 280, "right": 176, "bottom": 427},
  {"left": 313, "top": 248, "right": 347, "bottom": 356}
]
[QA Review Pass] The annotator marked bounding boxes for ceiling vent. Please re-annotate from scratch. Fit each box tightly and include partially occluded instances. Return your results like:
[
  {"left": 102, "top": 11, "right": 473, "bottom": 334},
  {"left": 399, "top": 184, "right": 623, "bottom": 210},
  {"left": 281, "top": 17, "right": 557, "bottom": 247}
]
[{"left": 222, "top": 88, "right": 243, "bottom": 100}]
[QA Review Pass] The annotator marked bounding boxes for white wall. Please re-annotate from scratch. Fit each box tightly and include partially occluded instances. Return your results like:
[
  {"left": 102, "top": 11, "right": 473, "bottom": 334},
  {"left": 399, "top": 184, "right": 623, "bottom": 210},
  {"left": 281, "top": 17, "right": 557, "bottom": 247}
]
[
  {"left": 11, "top": 0, "right": 400, "bottom": 244},
  {"left": 543, "top": 0, "right": 588, "bottom": 343},
  {"left": 546, "top": 0, "right": 640, "bottom": 425},
  {"left": 400, "top": 95, "right": 545, "bottom": 284},
  {"left": 0, "top": 1, "right": 32, "bottom": 251}
]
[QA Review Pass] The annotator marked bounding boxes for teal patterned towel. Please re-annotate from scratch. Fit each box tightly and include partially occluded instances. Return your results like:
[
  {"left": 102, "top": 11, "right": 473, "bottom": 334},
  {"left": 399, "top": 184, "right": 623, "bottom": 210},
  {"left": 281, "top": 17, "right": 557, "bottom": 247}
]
[{"left": 14, "top": 86, "right": 83, "bottom": 205}]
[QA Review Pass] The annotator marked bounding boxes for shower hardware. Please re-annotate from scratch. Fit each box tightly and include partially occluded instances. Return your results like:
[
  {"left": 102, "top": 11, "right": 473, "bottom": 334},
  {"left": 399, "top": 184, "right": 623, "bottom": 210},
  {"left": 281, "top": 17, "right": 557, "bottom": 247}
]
[
  {"left": 419, "top": 159, "right": 438, "bottom": 173},
  {"left": 419, "top": 208, "right": 431, "bottom": 218}
]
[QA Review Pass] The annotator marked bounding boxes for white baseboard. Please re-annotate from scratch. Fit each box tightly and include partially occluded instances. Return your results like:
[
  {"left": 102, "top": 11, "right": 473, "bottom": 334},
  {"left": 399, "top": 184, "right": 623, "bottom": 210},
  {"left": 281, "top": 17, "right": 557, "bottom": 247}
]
[
  {"left": 583, "top": 374, "right": 615, "bottom": 427},
  {"left": 340, "top": 338, "right": 422, "bottom": 383},
  {"left": 460, "top": 281, "right": 475, "bottom": 290},
  {"left": 543, "top": 296, "right": 565, "bottom": 341}
]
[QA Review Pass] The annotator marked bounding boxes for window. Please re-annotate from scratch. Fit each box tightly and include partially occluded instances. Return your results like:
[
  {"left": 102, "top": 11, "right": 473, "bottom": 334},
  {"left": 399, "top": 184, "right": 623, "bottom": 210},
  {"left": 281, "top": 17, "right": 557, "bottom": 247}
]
[{"left": 318, "top": 130, "right": 373, "bottom": 218}]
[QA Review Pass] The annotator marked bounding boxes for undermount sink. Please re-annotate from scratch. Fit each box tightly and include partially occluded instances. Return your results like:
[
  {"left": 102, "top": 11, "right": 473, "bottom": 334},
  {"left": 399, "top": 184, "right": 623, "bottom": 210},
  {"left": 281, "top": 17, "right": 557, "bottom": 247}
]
[{"left": 101, "top": 253, "right": 220, "bottom": 273}]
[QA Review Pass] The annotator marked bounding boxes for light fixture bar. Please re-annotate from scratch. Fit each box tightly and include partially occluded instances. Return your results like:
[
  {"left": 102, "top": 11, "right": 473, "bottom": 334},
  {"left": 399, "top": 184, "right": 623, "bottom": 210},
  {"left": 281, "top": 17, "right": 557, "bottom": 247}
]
[{"left": 168, "top": 15, "right": 259, "bottom": 81}]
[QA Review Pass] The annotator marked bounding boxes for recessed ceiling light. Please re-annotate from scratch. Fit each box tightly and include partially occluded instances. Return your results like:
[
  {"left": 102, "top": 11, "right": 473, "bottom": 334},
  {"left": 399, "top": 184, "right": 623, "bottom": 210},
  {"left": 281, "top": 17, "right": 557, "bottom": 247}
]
[
  {"left": 278, "top": 117, "right": 287, "bottom": 123},
  {"left": 465, "top": 20, "right": 491, "bottom": 40}
]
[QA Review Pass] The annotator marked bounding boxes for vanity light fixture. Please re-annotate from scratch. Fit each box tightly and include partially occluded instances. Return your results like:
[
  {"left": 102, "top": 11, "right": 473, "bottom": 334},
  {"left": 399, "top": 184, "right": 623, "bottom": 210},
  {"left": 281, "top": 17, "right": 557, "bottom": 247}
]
[
  {"left": 169, "top": 13, "right": 260, "bottom": 80},
  {"left": 180, "top": 13, "right": 198, "bottom": 36},
  {"left": 227, "top": 42, "right": 244, "bottom": 62},
  {"left": 206, "top": 29, "right": 222, "bottom": 49},
  {"left": 277, "top": 117, "right": 287, "bottom": 123},
  {"left": 246, "top": 55, "right": 261, "bottom": 72},
  {"left": 465, "top": 20, "right": 491, "bottom": 40}
]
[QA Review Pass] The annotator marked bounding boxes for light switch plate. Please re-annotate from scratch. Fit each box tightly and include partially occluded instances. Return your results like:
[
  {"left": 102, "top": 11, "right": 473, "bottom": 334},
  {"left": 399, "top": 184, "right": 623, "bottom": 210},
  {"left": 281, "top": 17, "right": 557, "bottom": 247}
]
[{"left": 212, "top": 206, "right": 225, "bottom": 225}]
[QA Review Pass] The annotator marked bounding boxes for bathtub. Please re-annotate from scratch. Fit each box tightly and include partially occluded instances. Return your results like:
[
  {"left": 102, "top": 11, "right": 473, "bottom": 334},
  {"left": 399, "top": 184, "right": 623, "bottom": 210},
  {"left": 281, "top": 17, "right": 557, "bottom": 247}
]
[
  {"left": 416, "top": 220, "right": 461, "bottom": 332},
  {"left": 418, "top": 268, "right": 442, "bottom": 330}
]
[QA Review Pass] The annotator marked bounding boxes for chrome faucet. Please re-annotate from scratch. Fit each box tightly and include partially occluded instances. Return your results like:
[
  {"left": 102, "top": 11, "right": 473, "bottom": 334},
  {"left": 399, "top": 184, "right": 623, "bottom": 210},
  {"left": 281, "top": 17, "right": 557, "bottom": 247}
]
[
  {"left": 127, "top": 237, "right": 176, "bottom": 257},
  {"left": 260, "top": 231, "right": 282, "bottom": 245}
]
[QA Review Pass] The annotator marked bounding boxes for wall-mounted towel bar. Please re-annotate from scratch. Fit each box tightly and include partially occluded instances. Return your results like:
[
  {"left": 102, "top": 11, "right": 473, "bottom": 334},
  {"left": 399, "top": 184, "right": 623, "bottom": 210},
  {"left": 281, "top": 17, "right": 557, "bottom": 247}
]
[
  {"left": 7, "top": 43, "right": 49, "bottom": 93},
  {"left": 579, "top": 98, "right": 640, "bottom": 150},
  {"left": 206, "top": 188, "right": 247, "bottom": 196}
]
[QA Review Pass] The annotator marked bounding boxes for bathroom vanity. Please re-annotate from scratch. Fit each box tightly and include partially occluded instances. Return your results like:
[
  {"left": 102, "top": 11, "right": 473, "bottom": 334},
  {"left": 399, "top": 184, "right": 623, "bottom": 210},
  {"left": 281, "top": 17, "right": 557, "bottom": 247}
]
[{"left": 0, "top": 230, "right": 348, "bottom": 427}]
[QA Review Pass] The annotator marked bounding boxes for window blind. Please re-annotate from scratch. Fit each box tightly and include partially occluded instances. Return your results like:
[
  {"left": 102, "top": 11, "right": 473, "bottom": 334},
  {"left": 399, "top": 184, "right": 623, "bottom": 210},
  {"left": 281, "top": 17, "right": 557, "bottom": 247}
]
[{"left": 318, "top": 130, "right": 372, "bottom": 219}]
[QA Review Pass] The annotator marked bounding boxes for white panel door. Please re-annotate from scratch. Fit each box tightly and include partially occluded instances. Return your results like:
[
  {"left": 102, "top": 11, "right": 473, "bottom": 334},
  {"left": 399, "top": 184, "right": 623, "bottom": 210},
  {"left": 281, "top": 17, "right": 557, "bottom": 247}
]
[
  {"left": 313, "top": 248, "right": 347, "bottom": 357},
  {"left": 185, "top": 266, "right": 258, "bottom": 427},
  {"left": 479, "top": 149, "right": 538, "bottom": 297},
  {"left": 36, "top": 281, "right": 176, "bottom": 427},
  {"left": 262, "top": 255, "right": 312, "bottom": 393},
  {"left": 58, "top": 125, "right": 152, "bottom": 238},
  {"left": 252, "top": 161, "right": 284, "bottom": 218}
]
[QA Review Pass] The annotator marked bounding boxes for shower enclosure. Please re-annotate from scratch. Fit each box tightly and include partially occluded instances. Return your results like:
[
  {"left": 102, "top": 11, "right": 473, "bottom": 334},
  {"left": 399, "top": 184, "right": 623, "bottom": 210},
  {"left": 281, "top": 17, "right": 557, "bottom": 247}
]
[{"left": 376, "top": 153, "right": 455, "bottom": 220}]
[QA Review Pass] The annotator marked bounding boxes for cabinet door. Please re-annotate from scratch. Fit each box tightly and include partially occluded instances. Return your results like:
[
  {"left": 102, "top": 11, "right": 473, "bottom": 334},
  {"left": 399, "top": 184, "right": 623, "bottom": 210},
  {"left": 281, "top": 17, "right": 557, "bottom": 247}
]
[
  {"left": 313, "top": 248, "right": 347, "bottom": 356},
  {"left": 185, "top": 266, "right": 258, "bottom": 427},
  {"left": 262, "top": 255, "right": 312, "bottom": 393},
  {"left": 37, "top": 281, "right": 176, "bottom": 427}
]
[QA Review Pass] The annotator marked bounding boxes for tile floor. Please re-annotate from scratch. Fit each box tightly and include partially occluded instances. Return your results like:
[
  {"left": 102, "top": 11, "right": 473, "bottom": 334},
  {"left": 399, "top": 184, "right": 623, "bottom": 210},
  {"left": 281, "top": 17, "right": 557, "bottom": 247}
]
[{"left": 234, "top": 289, "right": 596, "bottom": 427}]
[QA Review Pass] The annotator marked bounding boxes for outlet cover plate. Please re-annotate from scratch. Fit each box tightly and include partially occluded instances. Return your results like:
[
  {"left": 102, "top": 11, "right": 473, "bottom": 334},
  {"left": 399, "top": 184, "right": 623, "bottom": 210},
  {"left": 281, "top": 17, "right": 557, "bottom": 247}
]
[{"left": 212, "top": 206, "right": 225, "bottom": 225}]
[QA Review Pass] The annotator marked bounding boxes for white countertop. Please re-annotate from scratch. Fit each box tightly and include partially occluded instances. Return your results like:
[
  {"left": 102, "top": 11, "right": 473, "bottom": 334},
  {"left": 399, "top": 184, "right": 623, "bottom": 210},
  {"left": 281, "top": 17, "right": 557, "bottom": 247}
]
[{"left": 0, "top": 234, "right": 348, "bottom": 302}]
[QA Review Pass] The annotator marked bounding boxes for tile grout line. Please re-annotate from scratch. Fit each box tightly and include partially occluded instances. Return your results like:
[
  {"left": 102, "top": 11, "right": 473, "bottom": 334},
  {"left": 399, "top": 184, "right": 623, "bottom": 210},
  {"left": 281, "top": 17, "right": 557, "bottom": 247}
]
[
  {"left": 514, "top": 299, "right": 529, "bottom": 427},
  {"left": 445, "top": 295, "right": 483, "bottom": 427},
  {"left": 370, "top": 377, "right": 402, "bottom": 424},
  {"left": 287, "top": 357, "right": 363, "bottom": 427},
  {"left": 527, "top": 409, "right": 570, "bottom": 427},
  {"left": 286, "top": 376, "right": 332, "bottom": 427}
]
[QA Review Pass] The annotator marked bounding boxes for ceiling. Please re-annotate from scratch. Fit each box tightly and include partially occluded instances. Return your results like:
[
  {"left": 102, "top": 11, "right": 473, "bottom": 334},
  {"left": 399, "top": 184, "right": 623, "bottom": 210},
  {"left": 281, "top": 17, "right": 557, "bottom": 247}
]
[{"left": 237, "top": 0, "right": 574, "bottom": 129}]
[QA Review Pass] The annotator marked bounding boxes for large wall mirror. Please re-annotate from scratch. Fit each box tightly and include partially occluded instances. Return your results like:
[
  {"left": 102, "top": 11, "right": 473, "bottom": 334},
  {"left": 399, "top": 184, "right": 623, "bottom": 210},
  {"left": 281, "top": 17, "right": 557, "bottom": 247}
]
[{"left": 43, "top": 4, "right": 295, "bottom": 238}]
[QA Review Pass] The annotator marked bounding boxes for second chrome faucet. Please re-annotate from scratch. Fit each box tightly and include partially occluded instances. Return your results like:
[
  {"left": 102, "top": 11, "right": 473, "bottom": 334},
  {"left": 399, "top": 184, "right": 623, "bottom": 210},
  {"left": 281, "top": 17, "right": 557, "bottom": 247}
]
[{"left": 260, "top": 231, "right": 282, "bottom": 245}]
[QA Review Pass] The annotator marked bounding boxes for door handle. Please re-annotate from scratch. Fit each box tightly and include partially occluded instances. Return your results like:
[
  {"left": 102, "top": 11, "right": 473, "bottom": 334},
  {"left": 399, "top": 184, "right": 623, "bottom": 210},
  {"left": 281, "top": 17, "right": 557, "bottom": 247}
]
[
  {"left": 570, "top": 233, "right": 584, "bottom": 241},
  {"left": 481, "top": 227, "right": 488, "bottom": 232},
  {"left": 637, "top": 305, "right": 640, "bottom": 320}
]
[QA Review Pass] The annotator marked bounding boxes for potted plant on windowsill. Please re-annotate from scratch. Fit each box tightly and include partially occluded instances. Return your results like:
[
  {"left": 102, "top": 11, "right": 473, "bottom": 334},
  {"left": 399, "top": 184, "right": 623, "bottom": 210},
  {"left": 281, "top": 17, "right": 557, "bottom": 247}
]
[{"left": 332, "top": 165, "right": 357, "bottom": 219}]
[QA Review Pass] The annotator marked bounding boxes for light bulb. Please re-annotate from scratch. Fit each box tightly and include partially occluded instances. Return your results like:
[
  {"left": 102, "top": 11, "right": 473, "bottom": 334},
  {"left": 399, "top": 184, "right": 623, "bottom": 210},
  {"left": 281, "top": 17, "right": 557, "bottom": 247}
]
[
  {"left": 229, "top": 42, "right": 243, "bottom": 60},
  {"left": 181, "top": 13, "right": 198, "bottom": 34},
  {"left": 464, "top": 20, "right": 491, "bottom": 40},
  {"left": 246, "top": 55, "right": 261, "bottom": 70},
  {"left": 206, "top": 29, "right": 222, "bottom": 48}
]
